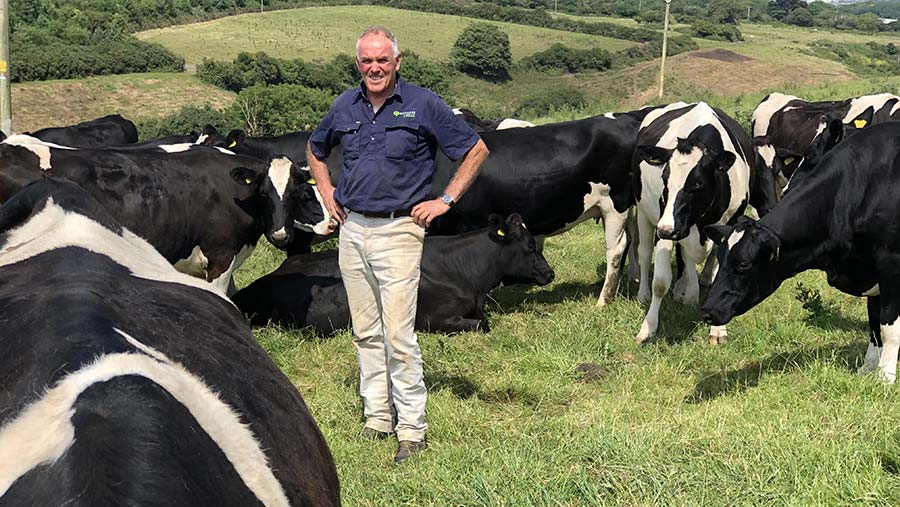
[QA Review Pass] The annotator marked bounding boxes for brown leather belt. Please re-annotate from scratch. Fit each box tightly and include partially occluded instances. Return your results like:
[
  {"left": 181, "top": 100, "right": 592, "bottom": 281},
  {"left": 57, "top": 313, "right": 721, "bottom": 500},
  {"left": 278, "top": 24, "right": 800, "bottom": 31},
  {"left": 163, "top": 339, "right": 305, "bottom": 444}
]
[{"left": 354, "top": 209, "right": 412, "bottom": 219}]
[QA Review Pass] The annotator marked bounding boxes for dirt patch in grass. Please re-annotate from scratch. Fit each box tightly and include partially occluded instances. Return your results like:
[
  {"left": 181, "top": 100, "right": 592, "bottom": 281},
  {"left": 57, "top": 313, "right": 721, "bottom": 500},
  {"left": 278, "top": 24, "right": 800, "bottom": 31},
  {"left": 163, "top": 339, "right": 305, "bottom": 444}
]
[{"left": 691, "top": 49, "right": 752, "bottom": 63}]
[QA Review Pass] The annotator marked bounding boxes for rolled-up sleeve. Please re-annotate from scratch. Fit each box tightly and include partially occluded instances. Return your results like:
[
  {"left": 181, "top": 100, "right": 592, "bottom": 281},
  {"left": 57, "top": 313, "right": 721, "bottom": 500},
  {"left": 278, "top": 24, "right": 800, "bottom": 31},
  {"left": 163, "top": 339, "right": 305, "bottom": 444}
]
[
  {"left": 309, "top": 107, "right": 338, "bottom": 160},
  {"left": 428, "top": 96, "right": 480, "bottom": 162}
]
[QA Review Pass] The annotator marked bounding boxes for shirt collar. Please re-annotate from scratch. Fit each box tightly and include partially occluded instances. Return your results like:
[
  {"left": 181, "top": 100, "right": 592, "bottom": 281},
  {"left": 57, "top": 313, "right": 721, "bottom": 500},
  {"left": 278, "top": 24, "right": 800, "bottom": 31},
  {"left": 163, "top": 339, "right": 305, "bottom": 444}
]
[{"left": 354, "top": 75, "right": 406, "bottom": 104}]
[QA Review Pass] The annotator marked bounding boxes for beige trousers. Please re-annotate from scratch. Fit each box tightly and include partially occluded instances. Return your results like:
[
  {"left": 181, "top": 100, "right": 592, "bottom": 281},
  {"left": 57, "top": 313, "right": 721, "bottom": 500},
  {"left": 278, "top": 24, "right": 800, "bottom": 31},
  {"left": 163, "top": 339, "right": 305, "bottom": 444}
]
[{"left": 339, "top": 212, "right": 427, "bottom": 442}]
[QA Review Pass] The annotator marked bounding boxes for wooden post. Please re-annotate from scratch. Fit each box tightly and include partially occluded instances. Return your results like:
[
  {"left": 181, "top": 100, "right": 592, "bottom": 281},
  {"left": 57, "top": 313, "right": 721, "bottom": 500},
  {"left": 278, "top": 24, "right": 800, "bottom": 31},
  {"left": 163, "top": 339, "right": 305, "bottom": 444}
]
[
  {"left": 658, "top": 0, "right": 671, "bottom": 99},
  {"left": 0, "top": 0, "right": 10, "bottom": 135}
]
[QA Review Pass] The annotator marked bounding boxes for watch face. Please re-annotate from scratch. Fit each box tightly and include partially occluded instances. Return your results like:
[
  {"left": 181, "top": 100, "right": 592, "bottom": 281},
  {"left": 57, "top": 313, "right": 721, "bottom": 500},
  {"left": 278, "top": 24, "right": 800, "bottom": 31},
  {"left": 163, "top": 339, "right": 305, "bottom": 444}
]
[{"left": 441, "top": 194, "right": 453, "bottom": 206}]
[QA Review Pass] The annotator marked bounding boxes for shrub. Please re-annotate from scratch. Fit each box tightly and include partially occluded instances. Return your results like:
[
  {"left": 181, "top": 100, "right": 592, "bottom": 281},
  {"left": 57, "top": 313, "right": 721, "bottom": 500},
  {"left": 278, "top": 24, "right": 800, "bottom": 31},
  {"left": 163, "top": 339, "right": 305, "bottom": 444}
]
[
  {"left": 514, "top": 85, "right": 586, "bottom": 117},
  {"left": 520, "top": 43, "right": 612, "bottom": 73},
  {"left": 690, "top": 20, "right": 743, "bottom": 42},
  {"left": 450, "top": 22, "right": 512, "bottom": 80},
  {"left": 400, "top": 52, "right": 451, "bottom": 98},
  {"left": 226, "top": 84, "right": 335, "bottom": 135}
]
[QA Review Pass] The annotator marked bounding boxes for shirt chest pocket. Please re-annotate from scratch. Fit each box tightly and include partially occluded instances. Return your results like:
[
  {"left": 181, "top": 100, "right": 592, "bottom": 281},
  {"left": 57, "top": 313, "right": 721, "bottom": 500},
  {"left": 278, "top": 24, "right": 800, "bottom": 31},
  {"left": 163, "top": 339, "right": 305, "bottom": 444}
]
[
  {"left": 336, "top": 124, "right": 361, "bottom": 160},
  {"left": 385, "top": 124, "right": 423, "bottom": 160}
]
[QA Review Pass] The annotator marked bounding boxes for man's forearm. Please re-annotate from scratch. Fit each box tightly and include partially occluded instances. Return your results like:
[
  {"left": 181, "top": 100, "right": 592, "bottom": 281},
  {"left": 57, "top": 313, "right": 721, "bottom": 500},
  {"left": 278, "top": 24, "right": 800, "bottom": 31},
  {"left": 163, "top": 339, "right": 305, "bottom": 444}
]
[{"left": 443, "top": 139, "right": 489, "bottom": 201}]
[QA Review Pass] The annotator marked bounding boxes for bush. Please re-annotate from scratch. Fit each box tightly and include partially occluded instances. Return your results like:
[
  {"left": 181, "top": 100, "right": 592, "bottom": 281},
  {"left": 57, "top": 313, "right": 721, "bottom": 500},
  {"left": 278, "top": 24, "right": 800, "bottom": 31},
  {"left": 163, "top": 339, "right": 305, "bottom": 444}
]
[
  {"left": 514, "top": 85, "right": 586, "bottom": 117},
  {"left": 690, "top": 20, "right": 743, "bottom": 42},
  {"left": 135, "top": 104, "right": 241, "bottom": 141},
  {"left": 450, "top": 22, "right": 512, "bottom": 80},
  {"left": 401, "top": 52, "right": 452, "bottom": 98},
  {"left": 520, "top": 43, "right": 612, "bottom": 73},
  {"left": 226, "top": 84, "right": 335, "bottom": 135}
]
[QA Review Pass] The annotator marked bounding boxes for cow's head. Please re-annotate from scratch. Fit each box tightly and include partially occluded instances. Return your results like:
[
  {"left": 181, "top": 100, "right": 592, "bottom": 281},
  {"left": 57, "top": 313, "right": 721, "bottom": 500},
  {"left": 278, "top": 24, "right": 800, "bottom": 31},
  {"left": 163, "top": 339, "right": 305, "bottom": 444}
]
[
  {"left": 782, "top": 115, "right": 843, "bottom": 195},
  {"left": 223, "top": 130, "right": 248, "bottom": 150},
  {"left": 843, "top": 106, "right": 874, "bottom": 138},
  {"left": 230, "top": 156, "right": 331, "bottom": 248},
  {"left": 636, "top": 136, "right": 736, "bottom": 241},
  {"left": 194, "top": 124, "right": 225, "bottom": 147},
  {"left": 487, "top": 213, "right": 555, "bottom": 286},
  {"left": 701, "top": 216, "right": 783, "bottom": 326}
]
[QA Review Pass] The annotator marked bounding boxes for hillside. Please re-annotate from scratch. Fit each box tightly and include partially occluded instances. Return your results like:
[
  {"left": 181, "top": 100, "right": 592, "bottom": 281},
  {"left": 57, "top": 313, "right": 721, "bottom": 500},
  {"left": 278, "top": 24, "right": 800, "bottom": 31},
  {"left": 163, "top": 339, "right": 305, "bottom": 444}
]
[
  {"left": 11, "top": 72, "right": 234, "bottom": 133},
  {"left": 135, "top": 5, "right": 637, "bottom": 64}
]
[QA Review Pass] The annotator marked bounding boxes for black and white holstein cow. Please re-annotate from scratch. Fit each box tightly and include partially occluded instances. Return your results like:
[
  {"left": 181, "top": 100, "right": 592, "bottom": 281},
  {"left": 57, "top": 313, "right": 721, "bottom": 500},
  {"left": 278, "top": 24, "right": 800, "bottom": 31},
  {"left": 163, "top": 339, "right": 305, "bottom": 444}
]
[
  {"left": 752, "top": 92, "right": 900, "bottom": 192},
  {"left": 633, "top": 101, "right": 777, "bottom": 344},
  {"left": 0, "top": 179, "right": 340, "bottom": 506},
  {"left": 702, "top": 121, "right": 900, "bottom": 383},
  {"left": 0, "top": 135, "right": 331, "bottom": 293},
  {"left": 232, "top": 213, "right": 554, "bottom": 333},
  {"left": 22, "top": 114, "right": 139, "bottom": 147},
  {"left": 451, "top": 108, "right": 535, "bottom": 131}
]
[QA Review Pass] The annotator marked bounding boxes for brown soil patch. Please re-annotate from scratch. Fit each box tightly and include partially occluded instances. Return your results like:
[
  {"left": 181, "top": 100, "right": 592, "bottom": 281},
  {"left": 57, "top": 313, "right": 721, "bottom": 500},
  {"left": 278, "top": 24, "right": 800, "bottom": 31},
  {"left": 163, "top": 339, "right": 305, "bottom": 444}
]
[{"left": 690, "top": 49, "right": 752, "bottom": 63}]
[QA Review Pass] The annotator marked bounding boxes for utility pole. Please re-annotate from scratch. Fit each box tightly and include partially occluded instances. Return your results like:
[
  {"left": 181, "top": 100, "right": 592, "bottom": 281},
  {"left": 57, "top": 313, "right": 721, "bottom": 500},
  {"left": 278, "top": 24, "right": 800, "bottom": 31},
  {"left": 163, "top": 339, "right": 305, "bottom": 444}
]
[
  {"left": 261, "top": 0, "right": 264, "bottom": 13},
  {"left": 0, "top": 0, "right": 10, "bottom": 136},
  {"left": 747, "top": 6, "right": 751, "bottom": 22},
  {"left": 658, "top": 0, "right": 671, "bottom": 99}
]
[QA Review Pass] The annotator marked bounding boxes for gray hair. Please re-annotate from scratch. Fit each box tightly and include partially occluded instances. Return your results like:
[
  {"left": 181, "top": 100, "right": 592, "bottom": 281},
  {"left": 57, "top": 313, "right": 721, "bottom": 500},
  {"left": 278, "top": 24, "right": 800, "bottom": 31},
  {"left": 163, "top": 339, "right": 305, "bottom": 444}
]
[{"left": 356, "top": 26, "right": 400, "bottom": 58}]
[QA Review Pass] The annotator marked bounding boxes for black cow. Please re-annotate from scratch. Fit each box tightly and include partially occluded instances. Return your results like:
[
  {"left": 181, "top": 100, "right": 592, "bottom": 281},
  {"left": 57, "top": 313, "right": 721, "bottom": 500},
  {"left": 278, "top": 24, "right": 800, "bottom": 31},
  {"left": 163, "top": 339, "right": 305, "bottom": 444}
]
[
  {"left": 752, "top": 92, "right": 900, "bottom": 189},
  {"left": 0, "top": 179, "right": 340, "bottom": 506},
  {"left": 219, "top": 129, "right": 312, "bottom": 164},
  {"left": 0, "top": 135, "right": 330, "bottom": 293},
  {"left": 233, "top": 214, "right": 554, "bottom": 334},
  {"left": 631, "top": 101, "right": 777, "bottom": 344},
  {"left": 702, "top": 121, "right": 900, "bottom": 382},
  {"left": 25, "top": 114, "right": 138, "bottom": 147}
]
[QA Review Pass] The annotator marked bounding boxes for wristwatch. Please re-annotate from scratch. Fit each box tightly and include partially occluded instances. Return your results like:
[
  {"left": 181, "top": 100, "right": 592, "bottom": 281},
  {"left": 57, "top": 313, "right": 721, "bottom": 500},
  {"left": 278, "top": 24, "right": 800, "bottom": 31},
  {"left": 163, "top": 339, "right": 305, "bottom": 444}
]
[{"left": 440, "top": 193, "right": 456, "bottom": 207}]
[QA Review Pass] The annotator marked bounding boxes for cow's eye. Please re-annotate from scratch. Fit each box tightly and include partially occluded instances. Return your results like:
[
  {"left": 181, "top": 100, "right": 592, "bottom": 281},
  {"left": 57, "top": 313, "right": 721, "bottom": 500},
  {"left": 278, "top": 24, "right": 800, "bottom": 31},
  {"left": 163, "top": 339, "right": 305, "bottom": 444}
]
[
  {"left": 737, "top": 260, "right": 752, "bottom": 272},
  {"left": 692, "top": 181, "right": 703, "bottom": 191}
]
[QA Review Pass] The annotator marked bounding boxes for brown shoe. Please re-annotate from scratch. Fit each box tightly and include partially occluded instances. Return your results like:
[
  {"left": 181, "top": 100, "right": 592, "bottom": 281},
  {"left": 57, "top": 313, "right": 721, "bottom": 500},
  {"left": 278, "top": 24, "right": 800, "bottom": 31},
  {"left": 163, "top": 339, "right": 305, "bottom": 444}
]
[
  {"left": 394, "top": 440, "right": 427, "bottom": 464},
  {"left": 360, "top": 427, "right": 391, "bottom": 441}
]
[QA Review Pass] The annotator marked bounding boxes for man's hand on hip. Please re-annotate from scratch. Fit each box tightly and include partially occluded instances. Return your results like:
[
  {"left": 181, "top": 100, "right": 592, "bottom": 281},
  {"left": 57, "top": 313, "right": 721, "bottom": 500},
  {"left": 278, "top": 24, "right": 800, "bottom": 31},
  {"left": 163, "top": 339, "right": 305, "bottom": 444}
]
[
  {"left": 411, "top": 199, "right": 450, "bottom": 228},
  {"left": 321, "top": 186, "right": 347, "bottom": 225}
]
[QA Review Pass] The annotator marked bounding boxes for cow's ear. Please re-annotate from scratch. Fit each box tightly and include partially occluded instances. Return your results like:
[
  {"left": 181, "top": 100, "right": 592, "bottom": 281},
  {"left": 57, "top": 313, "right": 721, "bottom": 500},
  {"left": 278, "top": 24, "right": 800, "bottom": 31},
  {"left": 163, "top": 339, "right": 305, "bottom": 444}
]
[
  {"left": 226, "top": 130, "right": 246, "bottom": 149},
  {"left": 714, "top": 151, "right": 736, "bottom": 172},
  {"left": 822, "top": 117, "right": 844, "bottom": 150},
  {"left": 0, "top": 130, "right": 6, "bottom": 143},
  {"left": 230, "top": 167, "right": 258, "bottom": 186},
  {"left": 202, "top": 124, "right": 218, "bottom": 135},
  {"left": 704, "top": 224, "right": 733, "bottom": 245},
  {"left": 753, "top": 136, "right": 771, "bottom": 147},
  {"left": 505, "top": 213, "right": 524, "bottom": 238},
  {"left": 636, "top": 145, "right": 672, "bottom": 166},
  {"left": 760, "top": 228, "right": 782, "bottom": 260},
  {"left": 488, "top": 213, "right": 507, "bottom": 242},
  {"left": 849, "top": 106, "right": 874, "bottom": 130}
]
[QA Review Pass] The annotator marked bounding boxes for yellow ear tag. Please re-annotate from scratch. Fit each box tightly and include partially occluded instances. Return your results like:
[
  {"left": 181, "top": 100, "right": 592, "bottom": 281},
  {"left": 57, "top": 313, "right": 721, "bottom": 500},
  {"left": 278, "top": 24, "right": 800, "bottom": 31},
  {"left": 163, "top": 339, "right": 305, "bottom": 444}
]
[
  {"left": 783, "top": 157, "right": 795, "bottom": 165},
  {"left": 228, "top": 141, "right": 237, "bottom": 148},
  {"left": 649, "top": 159, "right": 663, "bottom": 165},
  {"left": 854, "top": 119, "right": 867, "bottom": 129},
  {"left": 306, "top": 178, "right": 316, "bottom": 185},
  {"left": 497, "top": 229, "right": 505, "bottom": 237},
  {"left": 244, "top": 178, "right": 253, "bottom": 184}
]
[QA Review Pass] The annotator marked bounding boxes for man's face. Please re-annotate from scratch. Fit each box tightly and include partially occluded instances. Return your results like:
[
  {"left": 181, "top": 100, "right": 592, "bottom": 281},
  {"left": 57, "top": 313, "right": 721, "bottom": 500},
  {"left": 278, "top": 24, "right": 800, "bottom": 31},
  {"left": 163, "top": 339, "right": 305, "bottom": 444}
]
[{"left": 356, "top": 34, "right": 401, "bottom": 97}]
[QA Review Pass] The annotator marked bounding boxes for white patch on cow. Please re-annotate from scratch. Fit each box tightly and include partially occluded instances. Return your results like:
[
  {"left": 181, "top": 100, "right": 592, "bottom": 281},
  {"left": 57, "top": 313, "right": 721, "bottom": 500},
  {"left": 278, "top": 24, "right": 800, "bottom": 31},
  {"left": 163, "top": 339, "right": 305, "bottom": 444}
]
[
  {"left": 174, "top": 245, "right": 210, "bottom": 279},
  {"left": 640, "top": 102, "right": 690, "bottom": 132},
  {"left": 159, "top": 143, "right": 193, "bottom": 153},
  {"left": 0, "top": 329, "right": 290, "bottom": 506},
  {"left": 752, "top": 93, "right": 800, "bottom": 137},
  {"left": 2, "top": 134, "right": 76, "bottom": 170},
  {"left": 215, "top": 147, "right": 236, "bottom": 155},
  {"left": 268, "top": 157, "right": 292, "bottom": 200},
  {"left": 727, "top": 230, "right": 745, "bottom": 250},
  {"left": 496, "top": 118, "right": 535, "bottom": 130},
  {"left": 0, "top": 198, "right": 228, "bottom": 300},
  {"left": 813, "top": 119, "right": 827, "bottom": 139},
  {"left": 657, "top": 147, "right": 704, "bottom": 231},
  {"left": 756, "top": 143, "right": 776, "bottom": 171},
  {"left": 782, "top": 106, "right": 800, "bottom": 112},
  {"left": 878, "top": 316, "right": 900, "bottom": 383},
  {"left": 604, "top": 112, "right": 616, "bottom": 120},
  {"left": 845, "top": 93, "right": 899, "bottom": 123},
  {"left": 452, "top": 108, "right": 462, "bottom": 115},
  {"left": 863, "top": 284, "right": 880, "bottom": 297},
  {"left": 195, "top": 133, "right": 209, "bottom": 145},
  {"left": 272, "top": 227, "right": 288, "bottom": 242},
  {"left": 211, "top": 243, "right": 255, "bottom": 295}
]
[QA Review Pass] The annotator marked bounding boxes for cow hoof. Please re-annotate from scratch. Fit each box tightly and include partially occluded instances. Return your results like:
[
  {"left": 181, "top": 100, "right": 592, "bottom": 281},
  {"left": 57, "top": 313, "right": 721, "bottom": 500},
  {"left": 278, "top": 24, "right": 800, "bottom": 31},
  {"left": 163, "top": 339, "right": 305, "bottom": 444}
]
[
  {"left": 595, "top": 297, "right": 609, "bottom": 309},
  {"left": 879, "top": 371, "right": 897, "bottom": 384},
  {"left": 637, "top": 290, "right": 650, "bottom": 304},
  {"left": 635, "top": 322, "right": 653, "bottom": 344},
  {"left": 708, "top": 335, "right": 726, "bottom": 345}
]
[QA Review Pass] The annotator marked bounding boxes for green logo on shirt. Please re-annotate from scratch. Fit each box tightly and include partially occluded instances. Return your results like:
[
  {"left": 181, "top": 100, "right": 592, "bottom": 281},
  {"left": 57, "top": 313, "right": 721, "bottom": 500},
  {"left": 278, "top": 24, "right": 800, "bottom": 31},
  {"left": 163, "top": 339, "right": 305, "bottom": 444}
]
[{"left": 393, "top": 110, "right": 416, "bottom": 118}]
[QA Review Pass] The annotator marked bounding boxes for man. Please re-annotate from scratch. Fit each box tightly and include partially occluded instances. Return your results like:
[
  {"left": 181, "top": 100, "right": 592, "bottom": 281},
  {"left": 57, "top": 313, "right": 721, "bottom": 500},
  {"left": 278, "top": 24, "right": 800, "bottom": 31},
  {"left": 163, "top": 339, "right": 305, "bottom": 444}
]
[{"left": 306, "top": 26, "right": 489, "bottom": 464}]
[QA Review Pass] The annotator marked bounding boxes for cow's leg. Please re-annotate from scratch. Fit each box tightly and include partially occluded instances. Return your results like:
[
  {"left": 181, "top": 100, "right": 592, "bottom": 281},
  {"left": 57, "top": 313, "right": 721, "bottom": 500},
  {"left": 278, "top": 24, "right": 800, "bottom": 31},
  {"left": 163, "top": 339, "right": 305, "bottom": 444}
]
[
  {"left": 859, "top": 295, "right": 883, "bottom": 375},
  {"left": 877, "top": 296, "right": 900, "bottom": 384},
  {"left": 671, "top": 244, "right": 690, "bottom": 303},
  {"left": 708, "top": 324, "right": 728, "bottom": 346},
  {"left": 432, "top": 316, "right": 488, "bottom": 334},
  {"left": 636, "top": 239, "right": 674, "bottom": 343},
  {"left": 699, "top": 245, "right": 719, "bottom": 287},
  {"left": 636, "top": 211, "right": 655, "bottom": 304},
  {"left": 625, "top": 208, "right": 640, "bottom": 283},
  {"left": 674, "top": 234, "right": 706, "bottom": 307},
  {"left": 596, "top": 205, "right": 628, "bottom": 308}
]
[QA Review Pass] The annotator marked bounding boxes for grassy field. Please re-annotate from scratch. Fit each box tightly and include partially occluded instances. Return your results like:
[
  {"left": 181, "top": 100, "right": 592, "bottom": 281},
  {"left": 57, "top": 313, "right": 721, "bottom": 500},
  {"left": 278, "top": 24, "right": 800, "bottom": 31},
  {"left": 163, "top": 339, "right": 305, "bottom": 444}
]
[
  {"left": 235, "top": 222, "right": 900, "bottom": 506},
  {"left": 10, "top": 72, "right": 234, "bottom": 133},
  {"left": 135, "top": 6, "right": 637, "bottom": 64}
]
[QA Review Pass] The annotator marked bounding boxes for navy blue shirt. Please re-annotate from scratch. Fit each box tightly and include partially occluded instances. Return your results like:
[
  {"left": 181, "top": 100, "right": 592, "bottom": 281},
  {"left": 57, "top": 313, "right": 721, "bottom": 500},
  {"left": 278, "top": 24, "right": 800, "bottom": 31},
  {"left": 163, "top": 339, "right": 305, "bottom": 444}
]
[{"left": 309, "top": 76, "right": 480, "bottom": 213}]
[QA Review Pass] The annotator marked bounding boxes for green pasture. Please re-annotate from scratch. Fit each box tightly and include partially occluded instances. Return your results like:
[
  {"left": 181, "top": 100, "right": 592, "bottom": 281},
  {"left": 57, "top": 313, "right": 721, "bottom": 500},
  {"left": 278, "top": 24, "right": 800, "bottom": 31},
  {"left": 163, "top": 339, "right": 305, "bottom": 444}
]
[
  {"left": 236, "top": 220, "right": 900, "bottom": 506},
  {"left": 135, "top": 6, "right": 636, "bottom": 65}
]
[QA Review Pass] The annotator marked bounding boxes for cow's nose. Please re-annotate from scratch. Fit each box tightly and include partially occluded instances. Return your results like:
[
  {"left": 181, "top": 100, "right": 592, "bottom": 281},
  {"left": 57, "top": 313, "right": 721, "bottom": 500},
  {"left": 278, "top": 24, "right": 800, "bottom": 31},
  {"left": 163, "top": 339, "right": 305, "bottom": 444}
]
[
  {"left": 657, "top": 226, "right": 674, "bottom": 239},
  {"left": 272, "top": 228, "right": 288, "bottom": 242}
]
